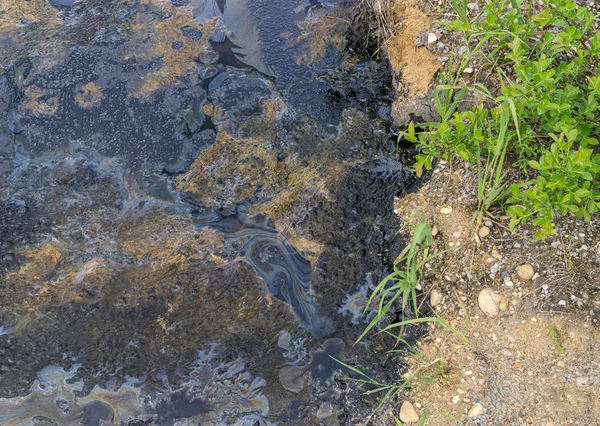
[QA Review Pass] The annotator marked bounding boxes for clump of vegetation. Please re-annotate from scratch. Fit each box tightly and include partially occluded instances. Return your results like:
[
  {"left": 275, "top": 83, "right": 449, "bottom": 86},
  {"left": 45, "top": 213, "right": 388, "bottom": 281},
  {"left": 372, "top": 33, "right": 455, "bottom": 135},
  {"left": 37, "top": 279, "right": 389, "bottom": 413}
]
[
  {"left": 404, "top": 0, "right": 600, "bottom": 239},
  {"left": 335, "top": 214, "right": 464, "bottom": 423},
  {"left": 356, "top": 212, "right": 464, "bottom": 346}
]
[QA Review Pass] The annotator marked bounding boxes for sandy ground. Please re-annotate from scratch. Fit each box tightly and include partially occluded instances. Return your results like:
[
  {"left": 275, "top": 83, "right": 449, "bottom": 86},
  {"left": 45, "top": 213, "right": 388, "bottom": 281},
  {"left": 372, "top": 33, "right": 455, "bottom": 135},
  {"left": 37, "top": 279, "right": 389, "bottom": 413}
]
[
  {"left": 387, "top": 157, "right": 600, "bottom": 425},
  {"left": 377, "top": 3, "right": 600, "bottom": 421}
]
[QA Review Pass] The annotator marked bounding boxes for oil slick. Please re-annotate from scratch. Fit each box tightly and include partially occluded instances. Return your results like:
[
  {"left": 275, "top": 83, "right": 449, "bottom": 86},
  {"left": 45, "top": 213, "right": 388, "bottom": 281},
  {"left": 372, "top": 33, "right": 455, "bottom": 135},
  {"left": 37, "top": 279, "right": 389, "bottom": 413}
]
[
  {"left": 278, "top": 338, "right": 344, "bottom": 397},
  {"left": 190, "top": 0, "right": 273, "bottom": 75},
  {"left": 193, "top": 204, "right": 333, "bottom": 338},
  {"left": 0, "top": 344, "right": 272, "bottom": 425},
  {"left": 338, "top": 272, "right": 378, "bottom": 325},
  {"left": 278, "top": 330, "right": 308, "bottom": 366},
  {"left": 338, "top": 272, "right": 405, "bottom": 327},
  {"left": 0, "top": 365, "right": 144, "bottom": 426},
  {"left": 155, "top": 343, "right": 271, "bottom": 425}
]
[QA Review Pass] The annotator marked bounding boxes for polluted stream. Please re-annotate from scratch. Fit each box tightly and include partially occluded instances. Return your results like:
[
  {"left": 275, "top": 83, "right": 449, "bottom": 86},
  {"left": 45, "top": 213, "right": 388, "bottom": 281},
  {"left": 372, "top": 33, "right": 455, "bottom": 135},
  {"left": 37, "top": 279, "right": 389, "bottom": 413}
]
[{"left": 0, "top": 0, "right": 421, "bottom": 424}]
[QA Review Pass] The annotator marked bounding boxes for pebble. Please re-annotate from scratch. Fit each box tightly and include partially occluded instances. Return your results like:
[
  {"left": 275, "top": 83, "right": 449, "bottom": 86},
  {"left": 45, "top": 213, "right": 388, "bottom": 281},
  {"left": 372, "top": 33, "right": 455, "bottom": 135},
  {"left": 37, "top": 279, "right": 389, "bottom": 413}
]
[
  {"left": 498, "top": 297, "right": 509, "bottom": 311},
  {"left": 478, "top": 226, "right": 490, "bottom": 237},
  {"left": 558, "top": 300, "right": 567, "bottom": 306},
  {"left": 517, "top": 264, "right": 535, "bottom": 280},
  {"left": 428, "top": 32, "right": 438, "bottom": 44},
  {"left": 556, "top": 360, "right": 565, "bottom": 368},
  {"left": 430, "top": 289, "right": 443, "bottom": 307},
  {"left": 478, "top": 288, "right": 502, "bottom": 316},
  {"left": 452, "top": 395, "right": 461, "bottom": 404},
  {"left": 468, "top": 403, "right": 484, "bottom": 417},
  {"left": 399, "top": 401, "right": 420, "bottom": 424},
  {"left": 431, "top": 226, "right": 439, "bottom": 236},
  {"left": 467, "top": 2, "right": 480, "bottom": 10},
  {"left": 440, "top": 206, "right": 452, "bottom": 214},
  {"left": 464, "top": 66, "right": 474, "bottom": 73}
]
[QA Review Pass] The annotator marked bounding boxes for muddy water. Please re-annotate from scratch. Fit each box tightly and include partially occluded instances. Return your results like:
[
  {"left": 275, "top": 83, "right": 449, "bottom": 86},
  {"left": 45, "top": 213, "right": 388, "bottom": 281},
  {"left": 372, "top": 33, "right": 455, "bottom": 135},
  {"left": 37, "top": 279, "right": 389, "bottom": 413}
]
[{"left": 0, "top": 0, "right": 417, "bottom": 424}]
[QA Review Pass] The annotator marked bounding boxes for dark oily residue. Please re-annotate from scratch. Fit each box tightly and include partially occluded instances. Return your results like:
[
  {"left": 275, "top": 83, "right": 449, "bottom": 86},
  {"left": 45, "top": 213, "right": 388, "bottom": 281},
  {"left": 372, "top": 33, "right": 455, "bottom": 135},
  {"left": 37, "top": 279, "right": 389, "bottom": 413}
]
[
  {"left": 50, "top": 0, "right": 77, "bottom": 6},
  {"left": 81, "top": 401, "right": 114, "bottom": 426},
  {"left": 0, "top": 0, "right": 416, "bottom": 423},
  {"left": 279, "top": 338, "right": 345, "bottom": 396},
  {"left": 193, "top": 204, "right": 333, "bottom": 338},
  {"left": 155, "top": 391, "right": 211, "bottom": 426}
]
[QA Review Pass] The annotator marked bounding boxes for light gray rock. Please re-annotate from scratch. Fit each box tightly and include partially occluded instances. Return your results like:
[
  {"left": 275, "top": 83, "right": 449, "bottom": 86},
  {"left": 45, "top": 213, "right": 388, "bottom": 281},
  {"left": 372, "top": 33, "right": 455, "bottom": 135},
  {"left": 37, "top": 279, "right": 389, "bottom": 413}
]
[
  {"left": 478, "top": 288, "right": 502, "bottom": 317},
  {"left": 400, "top": 401, "right": 420, "bottom": 424}
]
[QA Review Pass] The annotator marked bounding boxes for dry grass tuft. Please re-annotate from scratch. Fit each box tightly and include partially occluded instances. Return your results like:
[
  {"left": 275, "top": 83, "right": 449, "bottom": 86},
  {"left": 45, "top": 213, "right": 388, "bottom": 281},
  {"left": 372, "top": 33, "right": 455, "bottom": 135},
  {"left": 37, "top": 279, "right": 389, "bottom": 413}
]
[{"left": 360, "top": 0, "right": 396, "bottom": 39}]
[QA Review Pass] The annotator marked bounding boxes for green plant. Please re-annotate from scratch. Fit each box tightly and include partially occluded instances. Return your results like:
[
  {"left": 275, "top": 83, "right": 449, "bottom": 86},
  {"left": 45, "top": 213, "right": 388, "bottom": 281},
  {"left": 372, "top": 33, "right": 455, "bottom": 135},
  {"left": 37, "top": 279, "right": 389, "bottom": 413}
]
[
  {"left": 550, "top": 324, "right": 565, "bottom": 354},
  {"left": 333, "top": 340, "right": 446, "bottom": 424},
  {"left": 474, "top": 98, "right": 515, "bottom": 223},
  {"left": 405, "top": 0, "right": 600, "bottom": 238},
  {"left": 506, "top": 130, "right": 600, "bottom": 240},
  {"left": 338, "top": 214, "right": 466, "bottom": 422},
  {"left": 355, "top": 213, "right": 447, "bottom": 343}
]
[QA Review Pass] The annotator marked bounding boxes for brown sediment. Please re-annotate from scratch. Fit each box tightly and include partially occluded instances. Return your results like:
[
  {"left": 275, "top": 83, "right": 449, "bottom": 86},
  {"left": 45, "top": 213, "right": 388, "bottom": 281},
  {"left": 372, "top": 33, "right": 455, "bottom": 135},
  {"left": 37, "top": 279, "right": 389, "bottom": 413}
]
[
  {"left": 8, "top": 244, "right": 63, "bottom": 286},
  {"left": 120, "top": 218, "right": 228, "bottom": 268},
  {"left": 176, "top": 131, "right": 283, "bottom": 207},
  {"left": 22, "top": 86, "right": 60, "bottom": 115},
  {"left": 258, "top": 155, "right": 339, "bottom": 221},
  {"left": 386, "top": 0, "right": 439, "bottom": 97},
  {"left": 75, "top": 81, "right": 103, "bottom": 108},
  {"left": 0, "top": 0, "right": 61, "bottom": 35},
  {"left": 0, "top": 0, "right": 67, "bottom": 70},
  {"left": 261, "top": 98, "right": 286, "bottom": 122},
  {"left": 294, "top": 14, "right": 347, "bottom": 66},
  {"left": 126, "top": 4, "right": 215, "bottom": 98},
  {"left": 202, "top": 102, "right": 219, "bottom": 117}
]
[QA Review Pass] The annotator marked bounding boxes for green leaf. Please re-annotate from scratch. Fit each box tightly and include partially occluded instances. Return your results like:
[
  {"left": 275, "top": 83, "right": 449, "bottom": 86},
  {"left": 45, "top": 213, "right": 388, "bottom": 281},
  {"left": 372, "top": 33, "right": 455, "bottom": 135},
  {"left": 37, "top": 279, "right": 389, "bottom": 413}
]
[{"left": 528, "top": 160, "right": 541, "bottom": 170}]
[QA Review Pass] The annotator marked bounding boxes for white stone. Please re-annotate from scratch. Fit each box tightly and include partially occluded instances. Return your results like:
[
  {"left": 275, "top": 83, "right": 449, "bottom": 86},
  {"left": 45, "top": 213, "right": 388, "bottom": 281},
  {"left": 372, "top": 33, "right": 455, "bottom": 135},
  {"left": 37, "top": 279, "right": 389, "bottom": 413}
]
[
  {"left": 478, "top": 288, "right": 502, "bottom": 317},
  {"left": 464, "top": 66, "right": 474, "bottom": 73},
  {"left": 427, "top": 32, "right": 438, "bottom": 44},
  {"left": 468, "top": 403, "right": 484, "bottom": 417},
  {"left": 399, "top": 401, "right": 420, "bottom": 424},
  {"left": 430, "top": 289, "right": 443, "bottom": 307},
  {"left": 478, "top": 226, "right": 490, "bottom": 237},
  {"left": 517, "top": 264, "right": 535, "bottom": 280},
  {"left": 440, "top": 206, "right": 452, "bottom": 214},
  {"left": 452, "top": 395, "right": 461, "bottom": 404}
]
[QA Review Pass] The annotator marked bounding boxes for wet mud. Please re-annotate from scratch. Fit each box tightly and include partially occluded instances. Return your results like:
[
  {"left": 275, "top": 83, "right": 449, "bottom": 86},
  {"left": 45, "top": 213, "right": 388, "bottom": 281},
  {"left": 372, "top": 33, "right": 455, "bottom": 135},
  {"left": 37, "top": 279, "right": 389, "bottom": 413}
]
[{"left": 0, "top": 0, "right": 420, "bottom": 424}]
